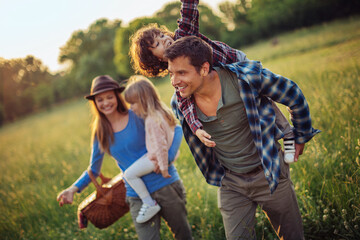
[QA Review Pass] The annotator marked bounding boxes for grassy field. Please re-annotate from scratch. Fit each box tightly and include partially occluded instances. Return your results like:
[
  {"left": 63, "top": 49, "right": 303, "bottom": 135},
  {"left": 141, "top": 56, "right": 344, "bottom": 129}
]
[{"left": 1, "top": 15, "right": 360, "bottom": 239}]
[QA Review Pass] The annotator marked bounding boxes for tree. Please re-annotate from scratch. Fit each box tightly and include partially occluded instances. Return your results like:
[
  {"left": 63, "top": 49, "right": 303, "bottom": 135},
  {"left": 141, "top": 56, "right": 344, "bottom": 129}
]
[
  {"left": 154, "top": 1, "right": 181, "bottom": 32},
  {"left": 218, "top": 0, "right": 257, "bottom": 47},
  {"left": 219, "top": 0, "right": 251, "bottom": 28},
  {"left": 0, "top": 56, "right": 53, "bottom": 123},
  {"left": 219, "top": 0, "right": 360, "bottom": 48},
  {"left": 59, "top": 18, "right": 122, "bottom": 93}
]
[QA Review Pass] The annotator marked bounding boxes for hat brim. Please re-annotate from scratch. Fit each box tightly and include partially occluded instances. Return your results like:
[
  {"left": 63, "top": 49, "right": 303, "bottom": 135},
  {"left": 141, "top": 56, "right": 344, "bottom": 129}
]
[{"left": 85, "top": 86, "right": 125, "bottom": 100}]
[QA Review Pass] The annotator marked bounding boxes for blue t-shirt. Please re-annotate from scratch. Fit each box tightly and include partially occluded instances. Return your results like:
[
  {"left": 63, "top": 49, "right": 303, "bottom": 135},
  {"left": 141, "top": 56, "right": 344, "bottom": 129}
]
[{"left": 74, "top": 110, "right": 181, "bottom": 197}]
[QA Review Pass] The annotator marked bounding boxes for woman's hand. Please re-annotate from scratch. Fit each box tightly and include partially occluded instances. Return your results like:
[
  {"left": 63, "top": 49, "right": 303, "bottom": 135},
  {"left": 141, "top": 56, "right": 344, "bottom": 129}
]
[{"left": 56, "top": 185, "right": 79, "bottom": 207}]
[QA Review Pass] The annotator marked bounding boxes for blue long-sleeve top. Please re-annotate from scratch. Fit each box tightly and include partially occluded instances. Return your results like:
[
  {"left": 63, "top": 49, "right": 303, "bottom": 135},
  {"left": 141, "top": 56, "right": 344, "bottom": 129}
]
[{"left": 73, "top": 110, "right": 182, "bottom": 197}]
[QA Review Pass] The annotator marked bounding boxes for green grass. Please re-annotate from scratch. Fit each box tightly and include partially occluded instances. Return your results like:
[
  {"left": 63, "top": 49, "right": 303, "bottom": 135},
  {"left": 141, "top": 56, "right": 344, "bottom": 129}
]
[{"left": 1, "top": 15, "right": 360, "bottom": 239}]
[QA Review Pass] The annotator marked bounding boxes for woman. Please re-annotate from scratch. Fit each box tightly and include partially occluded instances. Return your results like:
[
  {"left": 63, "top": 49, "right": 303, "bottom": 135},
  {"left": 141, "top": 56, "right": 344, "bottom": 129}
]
[{"left": 57, "top": 75, "right": 192, "bottom": 240}]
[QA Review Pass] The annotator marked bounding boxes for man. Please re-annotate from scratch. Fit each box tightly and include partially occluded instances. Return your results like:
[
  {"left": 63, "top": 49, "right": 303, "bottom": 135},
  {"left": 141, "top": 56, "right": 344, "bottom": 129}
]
[{"left": 165, "top": 36, "right": 320, "bottom": 239}]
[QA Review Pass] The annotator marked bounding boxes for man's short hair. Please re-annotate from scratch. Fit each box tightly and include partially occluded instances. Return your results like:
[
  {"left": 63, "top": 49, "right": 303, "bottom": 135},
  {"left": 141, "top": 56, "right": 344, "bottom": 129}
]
[{"left": 164, "top": 36, "right": 213, "bottom": 73}]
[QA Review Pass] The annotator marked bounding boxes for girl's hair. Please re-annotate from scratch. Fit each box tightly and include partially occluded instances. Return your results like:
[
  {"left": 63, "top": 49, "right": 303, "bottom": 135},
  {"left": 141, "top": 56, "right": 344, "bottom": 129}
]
[
  {"left": 129, "top": 23, "right": 174, "bottom": 78},
  {"left": 90, "top": 90, "right": 128, "bottom": 154},
  {"left": 124, "top": 75, "right": 176, "bottom": 127}
]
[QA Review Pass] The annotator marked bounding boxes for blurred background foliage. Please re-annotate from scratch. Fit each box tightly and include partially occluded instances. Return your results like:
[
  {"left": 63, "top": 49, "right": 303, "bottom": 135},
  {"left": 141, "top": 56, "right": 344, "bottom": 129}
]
[{"left": 1, "top": 0, "right": 360, "bottom": 126}]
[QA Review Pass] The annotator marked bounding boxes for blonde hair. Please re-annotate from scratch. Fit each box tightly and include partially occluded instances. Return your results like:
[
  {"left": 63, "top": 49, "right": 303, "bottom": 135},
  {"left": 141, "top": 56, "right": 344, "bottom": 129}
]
[
  {"left": 90, "top": 90, "right": 128, "bottom": 154},
  {"left": 124, "top": 75, "right": 176, "bottom": 127}
]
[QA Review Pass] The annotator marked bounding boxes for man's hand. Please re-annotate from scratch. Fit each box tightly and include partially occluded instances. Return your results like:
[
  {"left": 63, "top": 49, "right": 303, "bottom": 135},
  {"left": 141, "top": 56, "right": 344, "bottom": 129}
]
[
  {"left": 294, "top": 143, "right": 305, "bottom": 162},
  {"left": 195, "top": 129, "right": 216, "bottom": 147}
]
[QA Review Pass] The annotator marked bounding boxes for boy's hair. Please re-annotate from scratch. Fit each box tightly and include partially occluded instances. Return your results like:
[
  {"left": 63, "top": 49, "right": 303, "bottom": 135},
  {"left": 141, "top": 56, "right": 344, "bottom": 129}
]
[
  {"left": 124, "top": 75, "right": 176, "bottom": 127},
  {"left": 129, "top": 23, "right": 174, "bottom": 78},
  {"left": 164, "top": 36, "right": 213, "bottom": 74}
]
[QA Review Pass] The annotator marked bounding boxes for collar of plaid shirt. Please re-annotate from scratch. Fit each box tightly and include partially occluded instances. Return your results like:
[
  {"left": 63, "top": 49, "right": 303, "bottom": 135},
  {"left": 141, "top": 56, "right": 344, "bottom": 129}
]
[{"left": 171, "top": 60, "right": 320, "bottom": 194}]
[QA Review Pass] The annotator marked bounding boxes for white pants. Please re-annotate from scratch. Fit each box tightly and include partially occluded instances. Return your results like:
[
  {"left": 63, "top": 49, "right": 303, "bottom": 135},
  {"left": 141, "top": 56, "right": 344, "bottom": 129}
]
[{"left": 124, "top": 154, "right": 155, "bottom": 199}]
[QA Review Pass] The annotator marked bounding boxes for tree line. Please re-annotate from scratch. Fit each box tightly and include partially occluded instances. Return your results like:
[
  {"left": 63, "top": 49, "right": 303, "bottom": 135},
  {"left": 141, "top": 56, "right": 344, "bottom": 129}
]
[{"left": 1, "top": 0, "right": 359, "bottom": 126}]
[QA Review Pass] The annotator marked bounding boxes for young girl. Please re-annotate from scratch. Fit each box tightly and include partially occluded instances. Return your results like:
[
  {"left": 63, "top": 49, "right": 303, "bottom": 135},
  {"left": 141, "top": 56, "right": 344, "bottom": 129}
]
[
  {"left": 56, "top": 75, "right": 192, "bottom": 238},
  {"left": 129, "top": 0, "right": 296, "bottom": 163},
  {"left": 123, "top": 75, "right": 179, "bottom": 223}
]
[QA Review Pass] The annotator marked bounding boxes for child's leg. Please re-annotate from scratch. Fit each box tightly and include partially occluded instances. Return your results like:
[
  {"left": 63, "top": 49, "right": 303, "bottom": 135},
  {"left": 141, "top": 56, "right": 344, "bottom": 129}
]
[
  {"left": 272, "top": 101, "right": 296, "bottom": 163},
  {"left": 124, "top": 154, "right": 161, "bottom": 223},
  {"left": 124, "top": 154, "right": 155, "bottom": 202}
]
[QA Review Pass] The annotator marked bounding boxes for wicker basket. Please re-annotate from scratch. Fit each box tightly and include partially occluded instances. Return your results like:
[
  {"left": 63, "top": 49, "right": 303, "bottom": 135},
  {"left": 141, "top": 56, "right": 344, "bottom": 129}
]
[{"left": 77, "top": 170, "right": 129, "bottom": 229}]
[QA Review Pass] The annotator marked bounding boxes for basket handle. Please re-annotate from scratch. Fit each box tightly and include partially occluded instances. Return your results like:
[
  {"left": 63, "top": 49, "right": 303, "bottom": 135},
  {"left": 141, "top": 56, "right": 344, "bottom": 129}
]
[{"left": 87, "top": 169, "right": 106, "bottom": 197}]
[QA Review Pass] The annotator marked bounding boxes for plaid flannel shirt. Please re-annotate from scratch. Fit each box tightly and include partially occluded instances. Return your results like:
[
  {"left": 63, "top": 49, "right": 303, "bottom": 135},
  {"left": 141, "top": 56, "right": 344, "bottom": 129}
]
[
  {"left": 173, "top": 0, "right": 247, "bottom": 134},
  {"left": 171, "top": 61, "right": 320, "bottom": 193}
]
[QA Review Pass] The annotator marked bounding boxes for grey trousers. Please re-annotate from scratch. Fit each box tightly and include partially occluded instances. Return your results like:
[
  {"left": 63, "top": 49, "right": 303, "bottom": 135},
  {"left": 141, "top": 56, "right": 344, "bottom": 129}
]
[
  {"left": 218, "top": 149, "right": 304, "bottom": 240},
  {"left": 126, "top": 180, "right": 193, "bottom": 240}
]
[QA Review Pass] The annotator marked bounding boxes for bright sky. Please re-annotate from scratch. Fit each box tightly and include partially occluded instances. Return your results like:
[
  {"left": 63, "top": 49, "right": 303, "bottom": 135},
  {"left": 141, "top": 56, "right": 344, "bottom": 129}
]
[{"left": 0, "top": 0, "right": 225, "bottom": 73}]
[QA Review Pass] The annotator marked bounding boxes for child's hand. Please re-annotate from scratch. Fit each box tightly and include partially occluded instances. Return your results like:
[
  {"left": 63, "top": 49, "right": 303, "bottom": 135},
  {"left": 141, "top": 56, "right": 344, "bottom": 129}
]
[
  {"left": 195, "top": 129, "right": 216, "bottom": 147},
  {"left": 161, "top": 169, "right": 171, "bottom": 178}
]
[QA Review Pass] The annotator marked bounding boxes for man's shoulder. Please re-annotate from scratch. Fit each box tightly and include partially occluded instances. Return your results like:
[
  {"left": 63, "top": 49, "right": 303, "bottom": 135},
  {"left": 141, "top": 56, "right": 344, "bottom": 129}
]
[
  {"left": 214, "top": 61, "right": 266, "bottom": 88},
  {"left": 221, "top": 60, "right": 262, "bottom": 72}
]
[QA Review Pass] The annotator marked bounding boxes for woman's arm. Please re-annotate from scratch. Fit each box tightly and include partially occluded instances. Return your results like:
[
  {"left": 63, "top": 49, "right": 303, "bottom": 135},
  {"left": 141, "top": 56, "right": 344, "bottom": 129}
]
[
  {"left": 168, "top": 125, "right": 183, "bottom": 163},
  {"left": 73, "top": 140, "right": 104, "bottom": 192},
  {"left": 57, "top": 138, "right": 106, "bottom": 206},
  {"left": 69, "top": 138, "right": 105, "bottom": 193}
]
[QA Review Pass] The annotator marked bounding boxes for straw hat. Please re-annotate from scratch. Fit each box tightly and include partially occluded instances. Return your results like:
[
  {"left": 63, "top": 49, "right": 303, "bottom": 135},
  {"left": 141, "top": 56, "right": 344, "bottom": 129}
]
[{"left": 85, "top": 75, "right": 125, "bottom": 100}]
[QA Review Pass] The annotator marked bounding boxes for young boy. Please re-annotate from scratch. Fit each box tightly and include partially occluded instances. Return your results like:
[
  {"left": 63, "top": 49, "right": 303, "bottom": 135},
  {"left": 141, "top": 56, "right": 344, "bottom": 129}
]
[{"left": 129, "top": 0, "right": 296, "bottom": 162}]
